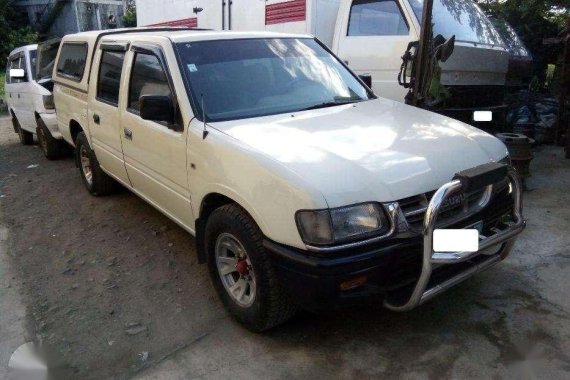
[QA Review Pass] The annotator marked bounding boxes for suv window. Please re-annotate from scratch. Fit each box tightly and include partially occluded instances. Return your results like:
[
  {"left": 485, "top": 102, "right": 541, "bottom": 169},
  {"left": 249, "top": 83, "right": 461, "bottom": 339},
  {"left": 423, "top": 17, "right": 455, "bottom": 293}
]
[
  {"left": 56, "top": 43, "right": 88, "bottom": 81},
  {"left": 128, "top": 52, "right": 172, "bottom": 112},
  {"left": 348, "top": 0, "right": 409, "bottom": 36},
  {"left": 97, "top": 50, "right": 126, "bottom": 106},
  {"left": 8, "top": 54, "right": 27, "bottom": 83}
]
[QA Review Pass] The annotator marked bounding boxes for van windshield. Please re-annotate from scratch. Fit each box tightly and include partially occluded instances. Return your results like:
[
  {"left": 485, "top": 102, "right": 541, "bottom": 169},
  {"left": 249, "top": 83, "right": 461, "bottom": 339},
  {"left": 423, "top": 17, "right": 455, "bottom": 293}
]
[
  {"left": 176, "top": 38, "right": 372, "bottom": 122},
  {"left": 409, "top": 0, "right": 504, "bottom": 46}
]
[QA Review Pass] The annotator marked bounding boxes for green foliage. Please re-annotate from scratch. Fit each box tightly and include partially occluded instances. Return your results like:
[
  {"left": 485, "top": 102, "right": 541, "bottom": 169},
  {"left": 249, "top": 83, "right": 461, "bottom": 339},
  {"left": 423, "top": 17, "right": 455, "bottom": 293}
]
[
  {"left": 123, "top": 9, "right": 137, "bottom": 27},
  {"left": 0, "top": 71, "right": 5, "bottom": 97},
  {"left": 0, "top": 0, "right": 39, "bottom": 60},
  {"left": 477, "top": 0, "right": 568, "bottom": 67}
]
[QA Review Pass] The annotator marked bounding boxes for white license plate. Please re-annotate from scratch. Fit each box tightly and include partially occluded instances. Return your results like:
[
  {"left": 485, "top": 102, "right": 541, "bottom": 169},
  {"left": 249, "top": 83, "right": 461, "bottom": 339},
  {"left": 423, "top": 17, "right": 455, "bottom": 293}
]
[
  {"left": 473, "top": 111, "right": 493, "bottom": 122},
  {"left": 433, "top": 229, "right": 479, "bottom": 252}
]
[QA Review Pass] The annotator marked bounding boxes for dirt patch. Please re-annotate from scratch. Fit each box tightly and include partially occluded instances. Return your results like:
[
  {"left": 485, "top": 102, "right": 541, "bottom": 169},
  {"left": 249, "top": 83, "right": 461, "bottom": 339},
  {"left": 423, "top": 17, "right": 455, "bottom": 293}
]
[{"left": 0, "top": 120, "right": 228, "bottom": 378}]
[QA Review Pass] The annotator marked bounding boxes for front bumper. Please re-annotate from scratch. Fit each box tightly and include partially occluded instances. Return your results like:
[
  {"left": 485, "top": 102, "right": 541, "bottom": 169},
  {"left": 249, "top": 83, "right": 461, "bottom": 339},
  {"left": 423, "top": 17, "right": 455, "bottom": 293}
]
[{"left": 264, "top": 168, "right": 525, "bottom": 312}]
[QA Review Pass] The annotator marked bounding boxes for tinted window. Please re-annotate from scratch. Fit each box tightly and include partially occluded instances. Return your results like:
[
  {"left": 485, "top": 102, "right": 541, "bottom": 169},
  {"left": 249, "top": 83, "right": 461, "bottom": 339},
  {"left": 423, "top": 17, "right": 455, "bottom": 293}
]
[
  {"left": 97, "top": 50, "right": 125, "bottom": 105},
  {"left": 56, "top": 43, "right": 88, "bottom": 81},
  {"left": 348, "top": 0, "right": 409, "bottom": 36},
  {"left": 128, "top": 53, "right": 172, "bottom": 112}
]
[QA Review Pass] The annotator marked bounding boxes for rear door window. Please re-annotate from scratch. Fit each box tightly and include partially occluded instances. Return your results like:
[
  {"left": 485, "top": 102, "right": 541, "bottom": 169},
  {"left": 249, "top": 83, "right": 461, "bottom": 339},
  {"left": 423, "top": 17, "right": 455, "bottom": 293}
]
[
  {"left": 8, "top": 54, "right": 27, "bottom": 83},
  {"left": 97, "top": 50, "right": 126, "bottom": 106},
  {"left": 56, "top": 43, "right": 88, "bottom": 81}
]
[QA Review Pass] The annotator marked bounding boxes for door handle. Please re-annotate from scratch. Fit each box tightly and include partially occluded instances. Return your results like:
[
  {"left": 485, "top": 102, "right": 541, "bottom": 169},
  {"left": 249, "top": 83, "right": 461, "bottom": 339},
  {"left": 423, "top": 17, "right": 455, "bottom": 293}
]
[
  {"left": 93, "top": 114, "right": 100, "bottom": 124},
  {"left": 17, "top": 94, "right": 20, "bottom": 99},
  {"left": 124, "top": 128, "right": 133, "bottom": 140}
]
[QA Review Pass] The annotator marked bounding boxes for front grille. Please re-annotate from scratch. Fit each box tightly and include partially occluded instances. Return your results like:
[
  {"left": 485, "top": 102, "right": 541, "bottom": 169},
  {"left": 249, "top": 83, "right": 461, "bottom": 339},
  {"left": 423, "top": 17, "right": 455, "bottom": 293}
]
[{"left": 399, "top": 177, "right": 510, "bottom": 232}]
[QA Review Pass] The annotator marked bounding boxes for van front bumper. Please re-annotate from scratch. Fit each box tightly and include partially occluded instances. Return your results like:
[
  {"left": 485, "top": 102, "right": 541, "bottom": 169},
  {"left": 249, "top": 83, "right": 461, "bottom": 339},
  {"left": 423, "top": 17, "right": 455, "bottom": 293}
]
[{"left": 263, "top": 167, "right": 525, "bottom": 312}]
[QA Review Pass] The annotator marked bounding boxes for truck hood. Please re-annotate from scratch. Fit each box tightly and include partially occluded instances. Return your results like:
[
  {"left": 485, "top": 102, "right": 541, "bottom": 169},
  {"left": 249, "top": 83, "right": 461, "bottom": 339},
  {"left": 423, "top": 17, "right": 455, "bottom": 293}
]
[{"left": 211, "top": 98, "right": 508, "bottom": 207}]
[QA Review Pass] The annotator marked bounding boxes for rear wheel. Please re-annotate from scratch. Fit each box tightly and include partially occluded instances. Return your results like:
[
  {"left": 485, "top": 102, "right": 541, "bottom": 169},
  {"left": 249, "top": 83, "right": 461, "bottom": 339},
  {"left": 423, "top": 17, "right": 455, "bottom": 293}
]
[
  {"left": 75, "top": 132, "right": 116, "bottom": 196},
  {"left": 205, "top": 204, "right": 296, "bottom": 332},
  {"left": 37, "top": 118, "right": 67, "bottom": 160},
  {"left": 12, "top": 115, "right": 33, "bottom": 145}
]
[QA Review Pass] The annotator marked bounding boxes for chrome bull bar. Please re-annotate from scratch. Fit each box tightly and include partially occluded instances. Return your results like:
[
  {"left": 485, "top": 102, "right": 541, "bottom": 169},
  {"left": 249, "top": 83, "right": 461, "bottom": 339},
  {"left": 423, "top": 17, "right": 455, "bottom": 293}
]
[{"left": 384, "top": 168, "right": 526, "bottom": 311}]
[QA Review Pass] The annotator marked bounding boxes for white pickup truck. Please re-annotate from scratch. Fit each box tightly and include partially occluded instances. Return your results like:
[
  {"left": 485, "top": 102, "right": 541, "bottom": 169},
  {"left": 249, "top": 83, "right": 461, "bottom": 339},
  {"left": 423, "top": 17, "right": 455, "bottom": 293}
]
[{"left": 52, "top": 28, "right": 524, "bottom": 331}]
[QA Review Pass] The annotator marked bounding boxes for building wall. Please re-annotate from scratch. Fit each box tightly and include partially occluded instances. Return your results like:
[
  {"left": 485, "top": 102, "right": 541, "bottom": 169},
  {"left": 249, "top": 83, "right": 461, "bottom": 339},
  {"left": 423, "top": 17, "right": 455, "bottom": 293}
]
[{"left": 14, "top": 0, "right": 126, "bottom": 37}]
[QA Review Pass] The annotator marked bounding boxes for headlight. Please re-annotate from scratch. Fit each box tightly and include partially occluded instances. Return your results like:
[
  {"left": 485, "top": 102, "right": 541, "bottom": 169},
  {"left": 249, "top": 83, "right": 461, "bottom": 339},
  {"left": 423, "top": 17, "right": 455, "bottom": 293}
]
[
  {"left": 296, "top": 203, "right": 389, "bottom": 246},
  {"left": 43, "top": 95, "right": 55, "bottom": 110}
]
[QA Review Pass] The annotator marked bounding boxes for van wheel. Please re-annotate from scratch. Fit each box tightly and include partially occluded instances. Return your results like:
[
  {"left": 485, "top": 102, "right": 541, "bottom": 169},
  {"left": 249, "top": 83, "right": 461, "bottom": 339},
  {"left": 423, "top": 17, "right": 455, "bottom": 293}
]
[
  {"left": 37, "top": 118, "right": 67, "bottom": 160},
  {"left": 75, "top": 132, "right": 116, "bottom": 196},
  {"left": 13, "top": 115, "right": 33, "bottom": 145},
  {"left": 205, "top": 204, "right": 296, "bottom": 332}
]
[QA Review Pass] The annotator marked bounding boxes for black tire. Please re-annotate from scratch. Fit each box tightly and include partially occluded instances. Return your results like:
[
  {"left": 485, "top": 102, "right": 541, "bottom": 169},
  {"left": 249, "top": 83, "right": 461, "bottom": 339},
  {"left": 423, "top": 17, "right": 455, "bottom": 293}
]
[
  {"left": 205, "top": 204, "right": 296, "bottom": 332},
  {"left": 75, "top": 132, "right": 116, "bottom": 196},
  {"left": 36, "top": 118, "right": 68, "bottom": 160},
  {"left": 13, "top": 115, "right": 34, "bottom": 145}
]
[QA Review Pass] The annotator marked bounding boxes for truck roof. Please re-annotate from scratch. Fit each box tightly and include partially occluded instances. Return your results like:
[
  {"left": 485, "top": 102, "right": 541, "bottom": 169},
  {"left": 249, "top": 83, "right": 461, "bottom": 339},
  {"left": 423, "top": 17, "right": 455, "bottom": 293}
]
[
  {"left": 62, "top": 28, "right": 311, "bottom": 44},
  {"left": 8, "top": 44, "right": 38, "bottom": 58}
]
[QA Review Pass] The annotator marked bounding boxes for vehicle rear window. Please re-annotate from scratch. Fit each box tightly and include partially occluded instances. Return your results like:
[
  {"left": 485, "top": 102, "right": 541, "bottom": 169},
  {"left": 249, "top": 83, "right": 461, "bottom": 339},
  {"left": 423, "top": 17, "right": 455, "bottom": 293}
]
[
  {"left": 97, "top": 50, "right": 126, "bottom": 105},
  {"left": 56, "top": 43, "right": 88, "bottom": 81}
]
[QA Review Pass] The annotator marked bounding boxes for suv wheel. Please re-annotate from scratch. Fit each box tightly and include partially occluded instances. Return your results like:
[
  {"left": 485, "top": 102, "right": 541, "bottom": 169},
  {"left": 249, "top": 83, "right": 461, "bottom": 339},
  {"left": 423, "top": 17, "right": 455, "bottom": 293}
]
[
  {"left": 75, "top": 132, "right": 116, "bottom": 196},
  {"left": 205, "top": 204, "right": 296, "bottom": 332},
  {"left": 12, "top": 115, "right": 33, "bottom": 145},
  {"left": 37, "top": 118, "right": 67, "bottom": 160}
]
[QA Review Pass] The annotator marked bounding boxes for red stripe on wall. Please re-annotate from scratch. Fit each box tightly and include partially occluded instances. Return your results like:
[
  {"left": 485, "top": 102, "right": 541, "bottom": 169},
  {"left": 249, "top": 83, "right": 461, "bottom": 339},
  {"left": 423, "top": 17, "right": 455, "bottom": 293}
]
[
  {"left": 265, "top": 0, "right": 306, "bottom": 25},
  {"left": 150, "top": 17, "right": 198, "bottom": 28}
]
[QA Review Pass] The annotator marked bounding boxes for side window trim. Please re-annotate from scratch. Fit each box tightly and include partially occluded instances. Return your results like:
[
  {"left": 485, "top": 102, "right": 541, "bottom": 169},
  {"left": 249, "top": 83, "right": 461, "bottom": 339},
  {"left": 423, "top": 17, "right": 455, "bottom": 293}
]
[
  {"left": 347, "top": 0, "right": 410, "bottom": 37},
  {"left": 126, "top": 43, "right": 181, "bottom": 129},
  {"left": 56, "top": 42, "right": 89, "bottom": 82},
  {"left": 95, "top": 47, "right": 127, "bottom": 107}
]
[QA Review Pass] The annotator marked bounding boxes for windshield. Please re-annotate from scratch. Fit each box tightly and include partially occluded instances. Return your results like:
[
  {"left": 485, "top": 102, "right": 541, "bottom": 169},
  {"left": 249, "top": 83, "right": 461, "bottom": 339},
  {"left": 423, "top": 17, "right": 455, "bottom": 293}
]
[
  {"left": 176, "top": 38, "right": 372, "bottom": 122},
  {"left": 490, "top": 19, "right": 531, "bottom": 58},
  {"left": 409, "top": 0, "right": 504, "bottom": 46}
]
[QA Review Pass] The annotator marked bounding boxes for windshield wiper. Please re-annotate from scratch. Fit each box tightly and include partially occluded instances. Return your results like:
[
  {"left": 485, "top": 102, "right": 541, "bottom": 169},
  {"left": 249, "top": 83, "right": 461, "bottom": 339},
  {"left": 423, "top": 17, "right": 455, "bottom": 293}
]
[{"left": 301, "top": 97, "right": 362, "bottom": 111}]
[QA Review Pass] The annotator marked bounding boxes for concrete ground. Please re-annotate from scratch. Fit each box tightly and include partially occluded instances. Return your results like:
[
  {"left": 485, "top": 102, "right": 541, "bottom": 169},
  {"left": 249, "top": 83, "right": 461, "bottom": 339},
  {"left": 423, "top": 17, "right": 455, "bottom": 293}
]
[{"left": 0, "top": 115, "right": 569, "bottom": 379}]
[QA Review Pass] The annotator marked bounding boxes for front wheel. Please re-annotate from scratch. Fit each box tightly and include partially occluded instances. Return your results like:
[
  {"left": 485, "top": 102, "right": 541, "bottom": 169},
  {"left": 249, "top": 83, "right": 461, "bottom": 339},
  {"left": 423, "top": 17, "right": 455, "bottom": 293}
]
[
  {"left": 205, "top": 204, "right": 296, "bottom": 332},
  {"left": 75, "top": 132, "right": 116, "bottom": 196}
]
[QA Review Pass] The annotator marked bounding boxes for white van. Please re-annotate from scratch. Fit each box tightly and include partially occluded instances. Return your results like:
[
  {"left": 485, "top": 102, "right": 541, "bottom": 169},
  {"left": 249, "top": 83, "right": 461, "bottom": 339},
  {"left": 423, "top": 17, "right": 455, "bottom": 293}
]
[{"left": 5, "top": 44, "right": 67, "bottom": 159}]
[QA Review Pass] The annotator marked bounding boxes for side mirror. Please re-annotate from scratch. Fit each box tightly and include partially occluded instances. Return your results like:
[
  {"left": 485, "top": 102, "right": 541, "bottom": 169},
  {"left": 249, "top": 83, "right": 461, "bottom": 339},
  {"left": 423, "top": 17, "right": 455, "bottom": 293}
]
[
  {"left": 10, "top": 68, "right": 25, "bottom": 79},
  {"left": 139, "top": 95, "right": 174, "bottom": 124},
  {"left": 439, "top": 35, "right": 455, "bottom": 63},
  {"left": 358, "top": 73, "right": 372, "bottom": 89}
]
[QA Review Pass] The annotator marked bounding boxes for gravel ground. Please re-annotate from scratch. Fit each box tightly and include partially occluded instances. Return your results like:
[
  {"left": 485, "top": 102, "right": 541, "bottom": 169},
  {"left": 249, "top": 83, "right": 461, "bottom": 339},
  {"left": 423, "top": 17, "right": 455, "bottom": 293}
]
[{"left": 1, "top": 116, "right": 569, "bottom": 380}]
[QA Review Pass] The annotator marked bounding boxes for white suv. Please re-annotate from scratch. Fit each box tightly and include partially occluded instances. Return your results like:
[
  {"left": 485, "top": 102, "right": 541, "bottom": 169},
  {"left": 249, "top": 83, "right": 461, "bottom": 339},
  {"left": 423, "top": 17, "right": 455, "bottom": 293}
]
[
  {"left": 53, "top": 29, "right": 525, "bottom": 331},
  {"left": 5, "top": 43, "right": 67, "bottom": 159}
]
